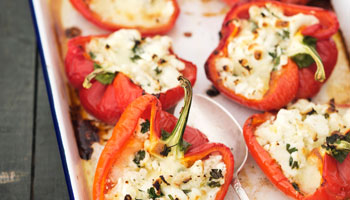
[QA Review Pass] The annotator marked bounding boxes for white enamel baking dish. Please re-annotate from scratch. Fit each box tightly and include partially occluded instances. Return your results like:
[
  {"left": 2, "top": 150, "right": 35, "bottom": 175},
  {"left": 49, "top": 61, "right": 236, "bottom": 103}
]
[{"left": 29, "top": 0, "right": 350, "bottom": 199}]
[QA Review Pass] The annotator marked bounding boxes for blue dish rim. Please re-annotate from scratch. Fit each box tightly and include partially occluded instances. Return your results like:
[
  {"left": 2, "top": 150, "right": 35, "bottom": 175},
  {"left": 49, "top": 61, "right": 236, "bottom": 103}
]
[{"left": 28, "top": 0, "right": 75, "bottom": 199}]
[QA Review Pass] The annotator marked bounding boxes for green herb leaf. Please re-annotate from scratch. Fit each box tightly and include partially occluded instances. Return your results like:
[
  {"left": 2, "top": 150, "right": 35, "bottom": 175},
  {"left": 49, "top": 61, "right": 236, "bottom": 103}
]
[
  {"left": 168, "top": 195, "right": 175, "bottom": 200},
  {"left": 268, "top": 51, "right": 280, "bottom": 66},
  {"left": 303, "top": 36, "right": 317, "bottom": 49},
  {"left": 147, "top": 187, "right": 163, "bottom": 200},
  {"left": 133, "top": 150, "right": 146, "bottom": 167},
  {"left": 182, "top": 189, "right": 191, "bottom": 194},
  {"left": 155, "top": 67, "right": 162, "bottom": 75},
  {"left": 131, "top": 54, "right": 141, "bottom": 62},
  {"left": 132, "top": 40, "right": 141, "bottom": 53},
  {"left": 161, "top": 130, "right": 171, "bottom": 140},
  {"left": 282, "top": 30, "right": 290, "bottom": 39},
  {"left": 94, "top": 63, "right": 102, "bottom": 69},
  {"left": 89, "top": 51, "right": 96, "bottom": 59},
  {"left": 210, "top": 169, "right": 223, "bottom": 179},
  {"left": 322, "top": 132, "right": 350, "bottom": 163},
  {"left": 291, "top": 53, "right": 315, "bottom": 69},
  {"left": 249, "top": 20, "right": 258, "bottom": 32},
  {"left": 208, "top": 181, "right": 221, "bottom": 188},
  {"left": 141, "top": 120, "right": 150, "bottom": 133},
  {"left": 95, "top": 72, "right": 115, "bottom": 85},
  {"left": 286, "top": 144, "right": 298, "bottom": 154}
]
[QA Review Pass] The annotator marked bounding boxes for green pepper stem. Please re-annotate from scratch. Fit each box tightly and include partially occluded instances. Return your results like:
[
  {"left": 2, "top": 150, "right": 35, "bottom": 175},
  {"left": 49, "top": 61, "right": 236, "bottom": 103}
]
[
  {"left": 302, "top": 44, "right": 326, "bottom": 82},
  {"left": 83, "top": 68, "right": 104, "bottom": 89},
  {"left": 336, "top": 140, "right": 350, "bottom": 151},
  {"left": 164, "top": 76, "right": 192, "bottom": 159}
]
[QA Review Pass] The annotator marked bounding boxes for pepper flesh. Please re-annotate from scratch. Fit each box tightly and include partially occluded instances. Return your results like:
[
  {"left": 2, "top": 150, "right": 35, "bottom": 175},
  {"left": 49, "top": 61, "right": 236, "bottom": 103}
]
[
  {"left": 65, "top": 34, "right": 197, "bottom": 124},
  {"left": 205, "top": 1, "right": 338, "bottom": 111},
  {"left": 93, "top": 77, "right": 234, "bottom": 200},
  {"left": 69, "top": 0, "right": 180, "bottom": 35},
  {"left": 243, "top": 112, "right": 350, "bottom": 200}
]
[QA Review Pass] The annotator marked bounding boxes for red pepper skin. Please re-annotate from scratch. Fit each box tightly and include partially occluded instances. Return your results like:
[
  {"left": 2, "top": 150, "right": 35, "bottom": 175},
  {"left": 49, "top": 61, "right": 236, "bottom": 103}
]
[
  {"left": 243, "top": 112, "right": 350, "bottom": 200},
  {"left": 65, "top": 35, "right": 197, "bottom": 124},
  {"left": 296, "top": 39, "right": 338, "bottom": 99},
  {"left": 222, "top": 0, "right": 310, "bottom": 6},
  {"left": 69, "top": 0, "right": 179, "bottom": 35},
  {"left": 93, "top": 95, "right": 234, "bottom": 200},
  {"left": 206, "top": 1, "right": 338, "bottom": 111}
]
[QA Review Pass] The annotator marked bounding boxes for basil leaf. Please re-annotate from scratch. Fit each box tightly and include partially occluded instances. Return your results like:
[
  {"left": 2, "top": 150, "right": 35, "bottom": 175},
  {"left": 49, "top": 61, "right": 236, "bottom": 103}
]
[
  {"left": 95, "top": 72, "right": 115, "bottom": 85},
  {"left": 141, "top": 120, "right": 150, "bottom": 133},
  {"left": 303, "top": 36, "right": 317, "bottom": 49},
  {"left": 133, "top": 150, "right": 146, "bottom": 167},
  {"left": 291, "top": 53, "right": 315, "bottom": 69}
]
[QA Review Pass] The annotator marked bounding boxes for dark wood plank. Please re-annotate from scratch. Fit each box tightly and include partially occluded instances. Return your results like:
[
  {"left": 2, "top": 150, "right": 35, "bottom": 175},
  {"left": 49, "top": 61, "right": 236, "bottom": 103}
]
[
  {"left": 0, "top": 0, "right": 36, "bottom": 199},
  {"left": 32, "top": 63, "right": 69, "bottom": 199}
]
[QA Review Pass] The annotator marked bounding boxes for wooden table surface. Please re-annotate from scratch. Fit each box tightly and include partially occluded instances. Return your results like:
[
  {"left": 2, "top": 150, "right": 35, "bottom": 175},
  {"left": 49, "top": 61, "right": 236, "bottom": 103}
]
[{"left": 0, "top": 1, "right": 69, "bottom": 199}]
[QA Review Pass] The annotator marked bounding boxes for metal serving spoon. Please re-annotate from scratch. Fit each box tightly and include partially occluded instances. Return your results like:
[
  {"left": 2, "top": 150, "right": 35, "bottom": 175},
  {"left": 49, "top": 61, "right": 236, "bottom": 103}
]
[{"left": 174, "top": 94, "right": 249, "bottom": 200}]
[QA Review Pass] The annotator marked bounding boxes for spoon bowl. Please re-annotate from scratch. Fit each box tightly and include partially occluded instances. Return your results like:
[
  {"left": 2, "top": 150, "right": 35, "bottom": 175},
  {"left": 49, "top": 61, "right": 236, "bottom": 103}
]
[{"left": 174, "top": 94, "right": 249, "bottom": 199}]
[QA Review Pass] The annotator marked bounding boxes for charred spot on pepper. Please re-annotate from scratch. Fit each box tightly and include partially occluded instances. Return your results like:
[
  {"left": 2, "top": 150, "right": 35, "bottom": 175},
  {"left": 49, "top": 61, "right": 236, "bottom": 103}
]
[
  {"left": 151, "top": 93, "right": 160, "bottom": 99},
  {"left": 213, "top": 50, "right": 219, "bottom": 55},
  {"left": 65, "top": 27, "right": 81, "bottom": 38},
  {"left": 218, "top": 31, "right": 223, "bottom": 40},
  {"left": 206, "top": 85, "right": 220, "bottom": 97}
]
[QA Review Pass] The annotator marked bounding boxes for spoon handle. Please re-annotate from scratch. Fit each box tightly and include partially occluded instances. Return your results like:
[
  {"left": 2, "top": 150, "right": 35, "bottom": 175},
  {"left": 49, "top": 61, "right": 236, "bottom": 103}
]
[{"left": 232, "top": 176, "right": 250, "bottom": 200}]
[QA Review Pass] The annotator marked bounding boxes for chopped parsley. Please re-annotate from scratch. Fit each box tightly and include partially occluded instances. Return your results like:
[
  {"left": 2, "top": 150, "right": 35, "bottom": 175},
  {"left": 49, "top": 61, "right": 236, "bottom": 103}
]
[
  {"left": 141, "top": 120, "right": 150, "bottom": 133},
  {"left": 89, "top": 51, "right": 96, "bottom": 59},
  {"left": 131, "top": 54, "right": 141, "bottom": 62},
  {"left": 155, "top": 67, "right": 162, "bottom": 75},
  {"left": 322, "top": 131, "right": 350, "bottom": 163},
  {"left": 286, "top": 143, "right": 298, "bottom": 154},
  {"left": 208, "top": 181, "right": 221, "bottom": 188},
  {"left": 209, "top": 169, "right": 223, "bottom": 180},
  {"left": 291, "top": 53, "right": 315, "bottom": 69},
  {"left": 132, "top": 40, "right": 141, "bottom": 53},
  {"left": 93, "top": 63, "right": 115, "bottom": 85},
  {"left": 268, "top": 50, "right": 280, "bottom": 67},
  {"left": 147, "top": 187, "right": 163, "bottom": 200},
  {"left": 289, "top": 156, "right": 299, "bottom": 169},
  {"left": 303, "top": 36, "right": 317, "bottom": 49},
  {"left": 168, "top": 195, "right": 175, "bottom": 200},
  {"left": 278, "top": 29, "right": 290, "bottom": 39},
  {"left": 133, "top": 150, "right": 146, "bottom": 167},
  {"left": 182, "top": 189, "right": 191, "bottom": 194}
]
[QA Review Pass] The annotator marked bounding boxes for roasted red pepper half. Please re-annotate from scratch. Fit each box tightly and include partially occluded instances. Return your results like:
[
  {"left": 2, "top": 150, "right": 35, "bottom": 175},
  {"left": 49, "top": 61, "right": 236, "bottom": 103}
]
[
  {"left": 93, "top": 77, "right": 234, "bottom": 200},
  {"left": 205, "top": 1, "right": 338, "bottom": 111},
  {"left": 69, "top": 0, "right": 179, "bottom": 35},
  {"left": 243, "top": 110, "right": 350, "bottom": 199},
  {"left": 65, "top": 33, "right": 197, "bottom": 124}
]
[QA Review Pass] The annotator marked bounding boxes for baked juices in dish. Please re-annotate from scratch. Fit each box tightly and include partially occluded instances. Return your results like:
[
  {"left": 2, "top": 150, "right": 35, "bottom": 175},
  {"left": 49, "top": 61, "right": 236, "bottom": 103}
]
[
  {"left": 69, "top": 0, "right": 180, "bottom": 35},
  {"left": 93, "top": 77, "right": 234, "bottom": 200},
  {"left": 244, "top": 99, "right": 350, "bottom": 199},
  {"left": 205, "top": 1, "right": 339, "bottom": 111},
  {"left": 65, "top": 29, "right": 197, "bottom": 124}
]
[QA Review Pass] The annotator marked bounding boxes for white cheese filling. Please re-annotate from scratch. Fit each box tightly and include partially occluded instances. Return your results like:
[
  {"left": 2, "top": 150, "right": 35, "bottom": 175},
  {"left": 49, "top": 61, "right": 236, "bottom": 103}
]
[
  {"left": 86, "top": 29, "right": 185, "bottom": 94},
  {"left": 88, "top": 0, "right": 175, "bottom": 28},
  {"left": 102, "top": 122, "right": 227, "bottom": 200},
  {"left": 255, "top": 99, "right": 350, "bottom": 195},
  {"left": 216, "top": 4, "right": 319, "bottom": 99}
]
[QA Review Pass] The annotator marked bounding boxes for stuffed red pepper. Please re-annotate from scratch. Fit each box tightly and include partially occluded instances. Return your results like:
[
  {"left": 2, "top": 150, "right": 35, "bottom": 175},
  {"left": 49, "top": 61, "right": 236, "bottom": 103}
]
[
  {"left": 243, "top": 99, "right": 350, "bottom": 199},
  {"left": 93, "top": 77, "right": 234, "bottom": 200},
  {"left": 205, "top": 1, "right": 338, "bottom": 111},
  {"left": 65, "top": 29, "right": 197, "bottom": 124},
  {"left": 69, "top": 0, "right": 180, "bottom": 35}
]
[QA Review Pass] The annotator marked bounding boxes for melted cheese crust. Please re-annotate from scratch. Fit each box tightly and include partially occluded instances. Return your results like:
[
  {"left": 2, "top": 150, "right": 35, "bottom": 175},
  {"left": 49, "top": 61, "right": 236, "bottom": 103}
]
[
  {"left": 255, "top": 99, "right": 350, "bottom": 195},
  {"left": 86, "top": 29, "right": 185, "bottom": 94},
  {"left": 216, "top": 4, "right": 318, "bottom": 99},
  {"left": 95, "top": 122, "right": 226, "bottom": 200},
  {"left": 88, "top": 0, "right": 175, "bottom": 28}
]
